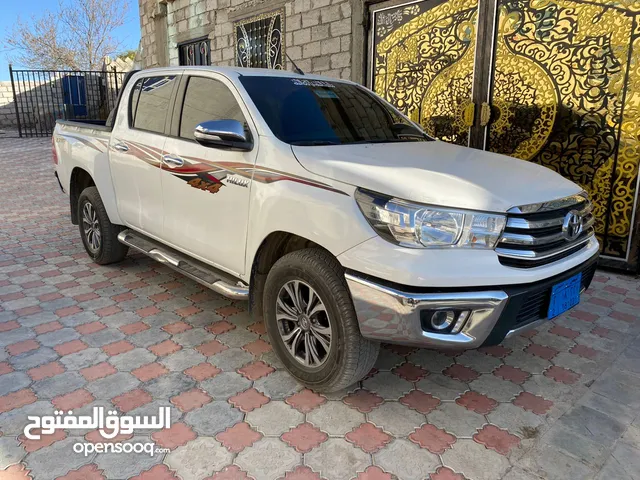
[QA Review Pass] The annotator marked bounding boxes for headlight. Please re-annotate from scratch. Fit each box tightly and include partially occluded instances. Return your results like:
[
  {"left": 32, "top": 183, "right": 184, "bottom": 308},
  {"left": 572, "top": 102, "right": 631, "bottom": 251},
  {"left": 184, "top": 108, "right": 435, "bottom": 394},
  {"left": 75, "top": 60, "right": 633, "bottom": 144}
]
[{"left": 355, "top": 189, "right": 506, "bottom": 249}]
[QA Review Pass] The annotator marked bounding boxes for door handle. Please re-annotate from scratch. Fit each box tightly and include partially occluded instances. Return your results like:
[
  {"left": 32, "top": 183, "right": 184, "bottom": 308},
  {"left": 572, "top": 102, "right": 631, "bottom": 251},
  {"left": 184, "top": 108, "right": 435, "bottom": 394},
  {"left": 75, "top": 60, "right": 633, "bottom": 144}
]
[
  {"left": 113, "top": 143, "right": 129, "bottom": 152},
  {"left": 480, "top": 103, "right": 492, "bottom": 127},
  {"left": 162, "top": 154, "right": 184, "bottom": 168}
]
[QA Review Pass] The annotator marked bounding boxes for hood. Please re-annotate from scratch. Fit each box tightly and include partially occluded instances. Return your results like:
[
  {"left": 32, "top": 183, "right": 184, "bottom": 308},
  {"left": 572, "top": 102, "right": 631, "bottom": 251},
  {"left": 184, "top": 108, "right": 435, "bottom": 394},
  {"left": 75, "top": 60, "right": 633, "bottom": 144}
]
[{"left": 291, "top": 141, "right": 581, "bottom": 212}]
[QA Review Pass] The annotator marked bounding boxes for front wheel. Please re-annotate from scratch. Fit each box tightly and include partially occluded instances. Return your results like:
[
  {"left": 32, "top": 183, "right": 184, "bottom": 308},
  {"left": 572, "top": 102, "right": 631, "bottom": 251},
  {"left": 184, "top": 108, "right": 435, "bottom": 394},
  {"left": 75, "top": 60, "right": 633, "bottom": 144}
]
[
  {"left": 77, "top": 187, "right": 128, "bottom": 265},
  {"left": 263, "top": 248, "right": 379, "bottom": 392}
]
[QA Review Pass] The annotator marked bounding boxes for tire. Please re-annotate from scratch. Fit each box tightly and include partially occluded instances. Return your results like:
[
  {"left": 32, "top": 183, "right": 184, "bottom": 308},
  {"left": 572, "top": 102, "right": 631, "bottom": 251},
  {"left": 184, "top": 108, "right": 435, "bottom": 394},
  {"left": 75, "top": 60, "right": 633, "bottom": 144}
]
[
  {"left": 77, "top": 186, "right": 128, "bottom": 265},
  {"left": 263, "top": 248, "right": 379, "bottom": 392}
]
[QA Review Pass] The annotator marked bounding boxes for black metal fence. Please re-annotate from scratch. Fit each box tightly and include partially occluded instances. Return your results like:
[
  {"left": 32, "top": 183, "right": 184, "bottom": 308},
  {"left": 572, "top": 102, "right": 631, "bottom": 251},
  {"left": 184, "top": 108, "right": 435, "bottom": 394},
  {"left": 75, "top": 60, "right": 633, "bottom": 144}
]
[{"left": 9, "top": 66, "right": 126, "bottom": 137}]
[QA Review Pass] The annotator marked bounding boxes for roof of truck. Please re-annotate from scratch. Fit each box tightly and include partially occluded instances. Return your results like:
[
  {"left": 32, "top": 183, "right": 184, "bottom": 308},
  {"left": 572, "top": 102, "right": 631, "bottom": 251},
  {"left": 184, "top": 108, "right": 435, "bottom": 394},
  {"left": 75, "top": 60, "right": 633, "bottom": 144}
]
[{"left": 134, "top": 66, "right": 354, "bottom": 83}]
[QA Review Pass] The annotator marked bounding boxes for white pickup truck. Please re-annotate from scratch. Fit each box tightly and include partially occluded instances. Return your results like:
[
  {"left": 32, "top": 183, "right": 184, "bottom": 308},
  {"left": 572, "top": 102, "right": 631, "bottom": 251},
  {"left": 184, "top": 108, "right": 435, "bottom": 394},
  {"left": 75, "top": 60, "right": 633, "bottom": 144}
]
[{"left": 53, "top": 67, "right": 599, "bottom": 391}]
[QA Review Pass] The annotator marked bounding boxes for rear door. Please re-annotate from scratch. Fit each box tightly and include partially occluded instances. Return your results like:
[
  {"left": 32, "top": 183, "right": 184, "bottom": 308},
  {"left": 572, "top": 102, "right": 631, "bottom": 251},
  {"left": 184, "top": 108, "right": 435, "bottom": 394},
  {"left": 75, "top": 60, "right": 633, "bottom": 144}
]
[
  {"left": 160, "top": 73, "right": 258, "bottom": 276},
  {"left": 109, "top": 74, "right": 179, "bottom": 237}
]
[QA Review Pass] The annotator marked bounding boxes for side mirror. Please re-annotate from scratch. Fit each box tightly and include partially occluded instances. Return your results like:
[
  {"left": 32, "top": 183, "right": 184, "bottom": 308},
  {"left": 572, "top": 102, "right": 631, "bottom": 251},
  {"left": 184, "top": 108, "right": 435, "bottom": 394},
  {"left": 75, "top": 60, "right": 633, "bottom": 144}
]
[{"left": 194, "top": 120, "right": 253, "bottom": 151}]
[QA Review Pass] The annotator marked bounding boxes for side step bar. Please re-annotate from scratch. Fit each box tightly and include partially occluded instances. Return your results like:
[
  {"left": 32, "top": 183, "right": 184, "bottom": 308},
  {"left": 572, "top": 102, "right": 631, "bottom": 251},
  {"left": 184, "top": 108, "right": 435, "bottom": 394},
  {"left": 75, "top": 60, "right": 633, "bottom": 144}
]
[{"left": 117, "top": 230, "right": 249, "bottom": 301}]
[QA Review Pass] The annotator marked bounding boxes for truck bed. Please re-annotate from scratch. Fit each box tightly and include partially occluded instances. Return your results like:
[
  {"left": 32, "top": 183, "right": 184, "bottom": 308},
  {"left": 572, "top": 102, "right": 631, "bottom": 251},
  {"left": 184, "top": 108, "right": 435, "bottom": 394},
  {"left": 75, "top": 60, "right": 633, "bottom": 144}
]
[{"left": 56, "top": 119, "right": 113, "bottom": 133}]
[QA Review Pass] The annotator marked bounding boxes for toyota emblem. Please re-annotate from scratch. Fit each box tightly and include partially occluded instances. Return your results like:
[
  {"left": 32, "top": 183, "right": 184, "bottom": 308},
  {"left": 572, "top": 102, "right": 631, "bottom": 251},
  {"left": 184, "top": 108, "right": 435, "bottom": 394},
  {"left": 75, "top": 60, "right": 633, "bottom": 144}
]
[{"left": 562, "top": 211, "right": 583, "bottom": 241}]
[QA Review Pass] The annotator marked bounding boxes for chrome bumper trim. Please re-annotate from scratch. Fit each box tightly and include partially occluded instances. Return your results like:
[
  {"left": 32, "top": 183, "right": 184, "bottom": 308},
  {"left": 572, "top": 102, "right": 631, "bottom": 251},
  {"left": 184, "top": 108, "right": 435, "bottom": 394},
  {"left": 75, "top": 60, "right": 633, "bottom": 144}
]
[
  {"left": 505, "top": 319, "right": 547, "bottom": 339},
  {"left": 345, "top": 274, "right": 508, "bottom": 348}
]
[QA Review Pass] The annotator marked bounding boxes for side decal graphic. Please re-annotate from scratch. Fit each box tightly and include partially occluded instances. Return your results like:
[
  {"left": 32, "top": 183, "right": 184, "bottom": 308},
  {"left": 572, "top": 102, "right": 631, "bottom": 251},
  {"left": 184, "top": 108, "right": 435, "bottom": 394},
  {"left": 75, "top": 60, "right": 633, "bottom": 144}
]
[{"left": 119, "top": 140, "right": 349, "bottom": 197}]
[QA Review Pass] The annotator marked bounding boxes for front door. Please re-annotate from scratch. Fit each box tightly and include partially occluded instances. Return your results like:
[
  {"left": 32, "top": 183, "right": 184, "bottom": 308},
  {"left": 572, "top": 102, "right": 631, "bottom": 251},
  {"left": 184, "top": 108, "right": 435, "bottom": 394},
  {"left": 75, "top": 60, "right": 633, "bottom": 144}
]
[{"left": 160, "top": 73, "right": 258, "bottom": 276}]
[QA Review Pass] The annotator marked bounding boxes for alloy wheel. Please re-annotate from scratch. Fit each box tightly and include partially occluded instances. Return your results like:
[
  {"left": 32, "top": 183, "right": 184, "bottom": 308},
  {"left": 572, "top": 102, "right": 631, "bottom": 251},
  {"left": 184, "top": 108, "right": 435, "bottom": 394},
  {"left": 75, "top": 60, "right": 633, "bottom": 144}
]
[
  {"left": 82, "top": 201, "right": 101, "bottom": 253},
  {"left": 276, "top": 280, "right": 332, "bottom": 368}
]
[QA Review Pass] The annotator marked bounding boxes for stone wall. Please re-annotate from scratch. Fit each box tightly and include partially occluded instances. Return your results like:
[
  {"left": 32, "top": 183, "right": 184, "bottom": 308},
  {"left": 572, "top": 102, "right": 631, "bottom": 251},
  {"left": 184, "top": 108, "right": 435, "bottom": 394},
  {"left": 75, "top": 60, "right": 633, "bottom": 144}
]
[
  {"left": 0, "top": 82, "right": 18, "bottom": 128},
  {"left": 138, "top": 0, "right": 366, "bottom": 83}
]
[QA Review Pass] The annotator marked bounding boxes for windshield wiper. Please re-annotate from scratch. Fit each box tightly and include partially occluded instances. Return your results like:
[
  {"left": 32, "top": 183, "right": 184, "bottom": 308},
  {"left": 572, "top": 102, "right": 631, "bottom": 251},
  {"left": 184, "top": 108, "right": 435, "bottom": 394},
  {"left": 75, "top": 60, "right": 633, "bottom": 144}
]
[
  {"left": 349, "top": 138, "right": 425, "bottom": 145},
  {"left": 290, "top": 140, "right": 341, "bottom": 146}
]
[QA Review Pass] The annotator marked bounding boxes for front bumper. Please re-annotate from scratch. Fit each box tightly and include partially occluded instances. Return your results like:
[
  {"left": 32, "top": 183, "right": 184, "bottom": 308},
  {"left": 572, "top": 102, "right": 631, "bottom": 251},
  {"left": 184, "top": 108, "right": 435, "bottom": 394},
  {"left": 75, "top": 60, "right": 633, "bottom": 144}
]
[{"left": 346, "top": 253, "right": 599, "bottom": 349}]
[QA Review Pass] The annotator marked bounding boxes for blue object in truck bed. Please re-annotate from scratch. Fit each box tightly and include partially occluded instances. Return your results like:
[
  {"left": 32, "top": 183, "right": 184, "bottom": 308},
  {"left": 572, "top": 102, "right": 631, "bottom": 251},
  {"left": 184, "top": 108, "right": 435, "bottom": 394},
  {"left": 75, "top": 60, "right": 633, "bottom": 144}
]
[{"left": 62, "top": 75, "right": 88, "bottom": 118}]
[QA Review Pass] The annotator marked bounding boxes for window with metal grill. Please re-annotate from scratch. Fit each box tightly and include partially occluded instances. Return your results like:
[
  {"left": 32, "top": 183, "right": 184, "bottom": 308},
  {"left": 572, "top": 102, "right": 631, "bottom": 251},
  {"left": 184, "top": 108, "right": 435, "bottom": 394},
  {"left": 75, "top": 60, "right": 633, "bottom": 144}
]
[
  {"left": 235, "top": 10, "right": 284, "bottom": 70},
  {"left": 179, "top": 38, "right": 211, "bottom": 66}
]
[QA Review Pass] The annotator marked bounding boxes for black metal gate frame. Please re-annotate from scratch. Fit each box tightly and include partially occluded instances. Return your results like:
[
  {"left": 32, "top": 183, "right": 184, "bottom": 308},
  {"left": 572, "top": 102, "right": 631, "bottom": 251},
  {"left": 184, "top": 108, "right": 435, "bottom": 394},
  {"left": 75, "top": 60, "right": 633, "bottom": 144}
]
[{"left": 9, "top": 65, "right": 126, "bottom": 138}]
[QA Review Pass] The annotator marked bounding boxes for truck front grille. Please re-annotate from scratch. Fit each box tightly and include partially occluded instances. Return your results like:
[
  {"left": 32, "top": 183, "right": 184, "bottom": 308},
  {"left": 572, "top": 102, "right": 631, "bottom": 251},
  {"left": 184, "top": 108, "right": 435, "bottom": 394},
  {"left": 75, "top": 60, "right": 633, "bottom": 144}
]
[{"left": 497, "top": 194, "right": 595, "bottom": 269}]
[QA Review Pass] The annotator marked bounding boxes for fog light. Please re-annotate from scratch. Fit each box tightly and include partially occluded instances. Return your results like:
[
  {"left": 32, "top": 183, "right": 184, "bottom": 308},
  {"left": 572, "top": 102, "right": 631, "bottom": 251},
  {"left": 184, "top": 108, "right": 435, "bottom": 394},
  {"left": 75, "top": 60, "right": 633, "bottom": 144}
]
[
  {"left": 430, "top": 310, "right": 455, "bottom": 331},
  {"left": 452, "top": 310, "right": 471, "bottom": 334}
]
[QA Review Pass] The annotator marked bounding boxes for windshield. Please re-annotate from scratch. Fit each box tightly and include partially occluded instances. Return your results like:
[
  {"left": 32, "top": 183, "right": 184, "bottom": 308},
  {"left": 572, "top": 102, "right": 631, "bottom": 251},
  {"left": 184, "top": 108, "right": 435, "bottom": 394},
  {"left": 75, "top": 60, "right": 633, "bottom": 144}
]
[{"left": 239, "top": 76, "right": 431, "bottom": 146}]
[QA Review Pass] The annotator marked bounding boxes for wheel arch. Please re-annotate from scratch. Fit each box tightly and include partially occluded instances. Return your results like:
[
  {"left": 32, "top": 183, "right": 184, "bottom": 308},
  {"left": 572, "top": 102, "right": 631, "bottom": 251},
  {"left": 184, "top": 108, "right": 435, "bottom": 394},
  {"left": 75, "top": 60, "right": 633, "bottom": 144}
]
[
  {"left": 69, "top": 167, "right": 96, "bottom": 225},
  {"left": 249, "top": 231, "right": 337, "bottom": 321}
]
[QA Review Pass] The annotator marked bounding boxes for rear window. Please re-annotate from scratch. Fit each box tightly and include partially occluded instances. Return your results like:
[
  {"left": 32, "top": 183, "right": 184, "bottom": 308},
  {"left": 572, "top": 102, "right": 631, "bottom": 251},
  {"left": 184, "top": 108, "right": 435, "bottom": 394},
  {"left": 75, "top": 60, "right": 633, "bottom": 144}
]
[
  {"left": 129, "top": 75, "right": 177, "bottom": 134},
  {"left": 239, "top": 76, "right": 429, "bottom": 146}
]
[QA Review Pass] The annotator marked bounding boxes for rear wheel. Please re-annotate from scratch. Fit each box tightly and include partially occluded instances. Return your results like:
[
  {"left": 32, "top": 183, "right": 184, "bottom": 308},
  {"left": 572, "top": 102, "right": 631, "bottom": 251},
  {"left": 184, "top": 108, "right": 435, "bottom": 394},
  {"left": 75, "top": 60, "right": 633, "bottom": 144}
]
[
  {"left": 78, "top": 187, "right": 128, "bottom": 265},
  {"left": 263, "top": 248, "right": 379, "bottom": 392}
]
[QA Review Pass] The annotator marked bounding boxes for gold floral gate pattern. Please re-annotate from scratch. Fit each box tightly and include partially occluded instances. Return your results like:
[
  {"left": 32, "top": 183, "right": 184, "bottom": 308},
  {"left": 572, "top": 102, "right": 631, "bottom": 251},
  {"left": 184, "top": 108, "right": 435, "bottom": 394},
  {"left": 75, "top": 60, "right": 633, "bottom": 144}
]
[
  {"left": 372, "top": 0, "right": 640, "bottom": 263},
  {"left": 490, "top": 0, "right": 640, "bottom": 260},
  {"left": 372, "top": 0, "right": 479, "bottom": 147}
]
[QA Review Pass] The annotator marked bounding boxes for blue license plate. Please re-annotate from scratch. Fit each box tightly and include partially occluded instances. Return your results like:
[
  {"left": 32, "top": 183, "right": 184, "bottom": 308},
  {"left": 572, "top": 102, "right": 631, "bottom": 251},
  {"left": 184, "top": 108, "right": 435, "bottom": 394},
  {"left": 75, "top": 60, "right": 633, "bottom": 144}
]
[{"left": 547, "top": 273, "right": 582, "bottom": 319}]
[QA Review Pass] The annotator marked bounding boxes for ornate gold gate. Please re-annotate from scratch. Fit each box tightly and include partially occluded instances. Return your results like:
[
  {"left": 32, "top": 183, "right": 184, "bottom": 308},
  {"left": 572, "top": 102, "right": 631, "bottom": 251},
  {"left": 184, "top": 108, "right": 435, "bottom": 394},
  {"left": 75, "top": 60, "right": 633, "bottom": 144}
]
[
  {"left": 371, "top": 0, "right": 480, "bottom": 146},
  {"left": 370, "top": 0, "right": 640, "bottom": 268}
]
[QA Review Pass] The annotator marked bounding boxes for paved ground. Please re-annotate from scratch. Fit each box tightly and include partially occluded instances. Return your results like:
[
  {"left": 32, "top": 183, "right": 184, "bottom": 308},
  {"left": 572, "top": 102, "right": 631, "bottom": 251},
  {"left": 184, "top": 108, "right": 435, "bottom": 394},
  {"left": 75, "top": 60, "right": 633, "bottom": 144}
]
[{"left": 0, "top": 137, "right": 639, "bottom": 480}]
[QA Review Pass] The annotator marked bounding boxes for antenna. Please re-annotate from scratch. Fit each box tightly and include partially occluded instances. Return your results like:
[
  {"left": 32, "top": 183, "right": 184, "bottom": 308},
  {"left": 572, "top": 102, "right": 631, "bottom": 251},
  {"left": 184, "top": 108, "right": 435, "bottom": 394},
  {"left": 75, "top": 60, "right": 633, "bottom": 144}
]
[{"left": 286, "top": 53, "right": 305, "bottom": 76}]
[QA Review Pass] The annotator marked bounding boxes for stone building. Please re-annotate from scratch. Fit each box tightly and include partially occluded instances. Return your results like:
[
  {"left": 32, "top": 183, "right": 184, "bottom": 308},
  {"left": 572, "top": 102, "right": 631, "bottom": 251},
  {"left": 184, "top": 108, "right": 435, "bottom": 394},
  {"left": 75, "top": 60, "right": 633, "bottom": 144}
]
[
  {"left": 138, "top": 0, "right": 365, "bottom": 81},
  {"left": 138, "top": 0, "right": 640, "bottom": 271}
]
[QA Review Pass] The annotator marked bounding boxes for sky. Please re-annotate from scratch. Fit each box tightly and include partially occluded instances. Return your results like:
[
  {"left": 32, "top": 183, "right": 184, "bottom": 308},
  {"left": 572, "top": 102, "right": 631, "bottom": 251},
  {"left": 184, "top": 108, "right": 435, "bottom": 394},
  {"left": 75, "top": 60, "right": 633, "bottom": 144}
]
[{"left": 0, "top": 0, "right": 140, "bottom": 80}]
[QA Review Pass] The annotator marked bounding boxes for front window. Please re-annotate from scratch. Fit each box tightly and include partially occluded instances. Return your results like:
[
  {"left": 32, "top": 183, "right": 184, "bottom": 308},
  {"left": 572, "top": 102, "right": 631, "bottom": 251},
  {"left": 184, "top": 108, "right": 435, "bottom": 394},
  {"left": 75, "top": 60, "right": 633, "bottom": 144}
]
[{"left": 239, "top": 76, "right": 430, "bottom": 146}]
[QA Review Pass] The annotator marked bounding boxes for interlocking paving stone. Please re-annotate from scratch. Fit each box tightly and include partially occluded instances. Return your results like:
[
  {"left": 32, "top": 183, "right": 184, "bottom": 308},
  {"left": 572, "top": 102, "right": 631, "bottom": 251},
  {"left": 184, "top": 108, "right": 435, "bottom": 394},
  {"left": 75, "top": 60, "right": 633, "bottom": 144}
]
[
  {"left": 427, "top": 401, "right": 486, "bottom": 437},
  {"left": 253, "top": 370, "right": 301, "bottom": 400},
  {"left": 36, "top": 328, "right": 80, "bottom": 347},
  {"left": 442, "top": 439, "right": 512, "bottom": 480},
  {"left": 93, "top": 436, "right": 163, "bottom": 478},
  {"left": 469, "top": 373, "right": 523, "bottom": 402},
  {"left": 160, "top": 349, "right": 206, "bottom": 372},
  {"left": 367, "top": 401, "right": 426, "bottom": 436},
  {"left": 59, "top": 348, "right": 108, "bottom": 371},
  {"left": 165, "top": 437, "right": 233, "bottom": 480},
  {"left": 0, "top": 401, "right": 52, "bottom": 435},
  {"left": 373, "top": 438, "right": 438, "bottom": 480},
  {"left": 143, "top": 373, "right": 195, "bottom": 398},
  {"left": 32, "top": 372, "right": 86, "bottom": 398},
  {"left": 208, "top": 348, "right": 254, "bottom": 371},
  {"left": 236, "top": 437, "right": 301, "bottom": 480},
  {"left": 85, "top": 372, "right": 139, "bottom": 398},
  {"left": 0, "top": 372, "right": 32, "bottom": 396},
  {"left": 200, "top": 372, "right": 251, "bottom": 400},
  {"left": 184, "top": 401, "right": 243, "bottom": 435},
  {"left": 23, "top": 437, "right": 91, "bottom": 479},
  {"left": 108, "top": 348, "right": 157, "bottom": 371},
  {"left": 0, "top": 436, "right": 26, "bottom": 469},
  {"left": 127, "top": 329, "right": 170, "bottom": 349},
  {"left": 245, "top": 400, "right": 304, "bottom": 435},
  {"left": 1, "top": 138, "right": 639, "bottom": 480},
  {"left": 415, "top": 374, "right": 468, "bottom": 401},
  {"left": 82, "top": 328, "right": 126, "bottom": 348},
  {"left": 362, "top": 371, "right": 413, "bottom": 400},
  {"left": 307, "top": 401, "right": 366, "bottom": 436}
]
